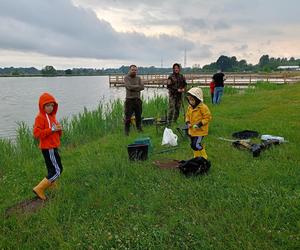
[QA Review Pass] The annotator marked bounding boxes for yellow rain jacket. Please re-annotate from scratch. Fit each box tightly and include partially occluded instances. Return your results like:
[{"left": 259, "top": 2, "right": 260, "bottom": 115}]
[{"left": 185, "top": 87, "right": 212, "bottom": 137}]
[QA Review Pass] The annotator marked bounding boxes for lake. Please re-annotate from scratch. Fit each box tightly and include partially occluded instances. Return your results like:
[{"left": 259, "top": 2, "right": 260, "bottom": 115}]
[{"left": 0, "top": 76, "right": 168, "bottom": 139}]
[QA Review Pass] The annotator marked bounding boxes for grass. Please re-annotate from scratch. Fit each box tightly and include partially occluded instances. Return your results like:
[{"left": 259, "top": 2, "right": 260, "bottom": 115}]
[{"left": 1, "top": 83, "right": 300, "bottom": 249}]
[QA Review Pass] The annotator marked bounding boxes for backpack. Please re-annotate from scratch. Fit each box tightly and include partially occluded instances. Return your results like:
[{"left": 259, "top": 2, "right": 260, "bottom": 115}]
[{"left": 178, "top": 157, "right": 211, "bottom": 176}]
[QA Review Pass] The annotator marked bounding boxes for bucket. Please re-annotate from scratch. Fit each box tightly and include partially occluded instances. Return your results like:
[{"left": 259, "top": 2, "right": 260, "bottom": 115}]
[
  {"left": 127, "top": 144, "right": 148, "bottom": 161},
  {"left": 134, "top": 137, "right": 152, "bottom": 153}
]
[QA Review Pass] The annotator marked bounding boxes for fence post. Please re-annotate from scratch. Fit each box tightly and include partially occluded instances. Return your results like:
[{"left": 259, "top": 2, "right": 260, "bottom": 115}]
[{"left": 284, "top": 74, "right": 287, "bottom": 84}]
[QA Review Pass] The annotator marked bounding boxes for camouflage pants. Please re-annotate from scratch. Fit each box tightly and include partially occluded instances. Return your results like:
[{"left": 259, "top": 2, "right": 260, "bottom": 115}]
[{"left": 168, "top": 94, "right": 183, "bottom": 123}]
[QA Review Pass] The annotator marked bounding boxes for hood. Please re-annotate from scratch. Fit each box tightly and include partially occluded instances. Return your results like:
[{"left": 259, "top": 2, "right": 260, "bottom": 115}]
[
  {"left": 187, "top": 87, "right": 203, "bottom": 102},
  {"left": 38, "top": 92, "right": 58, "bottom": 115}
]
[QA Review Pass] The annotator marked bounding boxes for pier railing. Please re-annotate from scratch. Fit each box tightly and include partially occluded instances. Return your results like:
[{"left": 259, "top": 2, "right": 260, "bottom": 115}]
[{"left": 109, "top": 73, "right": 300, "bottom": 88}]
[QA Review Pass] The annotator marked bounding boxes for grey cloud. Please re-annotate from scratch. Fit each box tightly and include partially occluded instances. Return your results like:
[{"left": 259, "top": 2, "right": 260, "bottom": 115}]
[
  {"left": 189, "top": 45, "right": 213, "bottom": 60},
  {"left": 182, "top": 18, "right": 208, "bottom": 32},
  {"left": 1, "top": 0, "right": 299, "bottom": 67},
  {"left": 213, "top": 21, "right": 231, "bottom": 30},
  {"left": 235, "top": 44, "right": 248, "bottom": 51},
  {"left": 0, "top": 0, "right": 196, "bottom": 64}
]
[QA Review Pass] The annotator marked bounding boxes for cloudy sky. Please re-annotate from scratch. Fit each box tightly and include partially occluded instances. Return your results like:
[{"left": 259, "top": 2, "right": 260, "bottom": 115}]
[{"left": 0, "top": 0, "right": 299, "bottom": 69}]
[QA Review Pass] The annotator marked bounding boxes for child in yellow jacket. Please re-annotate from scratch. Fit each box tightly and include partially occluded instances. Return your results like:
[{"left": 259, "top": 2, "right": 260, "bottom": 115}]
[{"left": 185, "top": 87, "right": 212, "bottom": 159}]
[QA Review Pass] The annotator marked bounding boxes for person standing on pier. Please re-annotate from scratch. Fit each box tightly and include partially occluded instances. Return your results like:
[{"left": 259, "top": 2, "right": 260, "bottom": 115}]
[
  {"left": 124, "top": 65, "right": 144, "bottom": 136},
  {"left": 212, "top": 70, "right": 226, "bottom": 104},
  {"left": 167, "top": 63, "right": 187, "bottom": 124}
]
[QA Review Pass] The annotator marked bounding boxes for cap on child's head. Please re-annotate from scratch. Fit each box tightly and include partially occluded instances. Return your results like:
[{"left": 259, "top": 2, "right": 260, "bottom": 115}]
[{"left": 187, "top": 87, "right": 203, "bottom": 102}]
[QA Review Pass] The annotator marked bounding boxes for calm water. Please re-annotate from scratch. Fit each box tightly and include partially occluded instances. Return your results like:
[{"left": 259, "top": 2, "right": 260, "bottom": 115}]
[{"left": 0, "top": 76, "right": 167, "bottom": 139}]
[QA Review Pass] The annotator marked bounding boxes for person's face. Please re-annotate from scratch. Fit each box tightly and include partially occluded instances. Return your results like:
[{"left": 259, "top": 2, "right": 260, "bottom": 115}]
[
  {"left": 129, "top": 66, "right": 137, "bottom": 77},
  {"left": 173, "top": 65, "right": 180, "bottom": 74},
  {"left": 187, "top": 95, "right": 196, "bottom": 106},
  {"left": 44, "top": 102, "right": 55, "bottom": 114}
]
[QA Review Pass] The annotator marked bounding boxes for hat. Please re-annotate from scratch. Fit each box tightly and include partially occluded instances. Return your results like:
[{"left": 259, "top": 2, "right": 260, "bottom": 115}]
[{"left": 187, "top": 87, "right": 203, "bottom": 102}]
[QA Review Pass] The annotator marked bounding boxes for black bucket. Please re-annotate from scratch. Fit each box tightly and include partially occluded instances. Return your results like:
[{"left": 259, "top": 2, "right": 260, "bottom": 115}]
[{"left": 127, "top": 144, "right": 148, "bottom": 161}]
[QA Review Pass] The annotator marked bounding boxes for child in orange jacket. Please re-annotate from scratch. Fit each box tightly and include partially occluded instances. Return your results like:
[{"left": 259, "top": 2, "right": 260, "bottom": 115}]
[
  {"left": 185, "top": 87, "right": 212, "bottom": 159},
  {"left": 33, "top": 92, "right": 63, "bottom": 200}
]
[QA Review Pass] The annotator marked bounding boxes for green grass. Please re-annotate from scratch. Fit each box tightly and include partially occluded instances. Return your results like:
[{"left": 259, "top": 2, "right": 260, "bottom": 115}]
[{"left": 1, "top": 83, "right": 300, "bottom": 249}]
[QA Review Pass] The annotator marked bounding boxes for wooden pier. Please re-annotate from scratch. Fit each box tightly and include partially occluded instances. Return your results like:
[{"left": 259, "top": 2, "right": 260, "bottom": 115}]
[{"left": 109, "top": 73, "right": 300, "bottom": 88}]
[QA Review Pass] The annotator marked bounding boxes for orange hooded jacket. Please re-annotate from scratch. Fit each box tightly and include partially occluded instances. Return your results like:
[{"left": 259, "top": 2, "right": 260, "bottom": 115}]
[{"left": 33, "top": 93, "right": 62, "bottom": 149}]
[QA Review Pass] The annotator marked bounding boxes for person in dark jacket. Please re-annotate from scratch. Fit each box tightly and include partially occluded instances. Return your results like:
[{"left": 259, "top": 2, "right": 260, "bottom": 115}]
[
  {"left": 212, "top": 70, "right": 226, "bottom": 104},
  {"left": 167, "top": 63, "right": 187, "bottom": 124},
  {"left": 124, "top": 65, "right": 144, "bottom": 136}
]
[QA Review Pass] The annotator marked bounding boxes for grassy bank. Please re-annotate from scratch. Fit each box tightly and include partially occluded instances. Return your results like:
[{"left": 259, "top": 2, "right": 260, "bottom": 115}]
[{"left": 1, "top": 83, "right": 300, "bottom": 249}]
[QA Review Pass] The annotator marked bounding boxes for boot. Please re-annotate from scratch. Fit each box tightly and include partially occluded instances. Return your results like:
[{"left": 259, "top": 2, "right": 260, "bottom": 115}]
[
  {"left": 193, "top": 148, "right": 208, "bottom": 160},
  {"left": 193, "top": 150, "right": 201, "bottom": 158},
  {"left": 33, "top": 178, "right": 52, "bottom": 200}
]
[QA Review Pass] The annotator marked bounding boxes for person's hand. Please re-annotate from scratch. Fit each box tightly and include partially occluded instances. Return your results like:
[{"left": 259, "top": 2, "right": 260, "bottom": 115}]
[
  {"left": 54, "top": 124, "right": 62, "bottom": 131},
  {"left": 187, "top": 123, "right": 192, "bottom": 128},
  {"left": 192, "top": 122, "right": 203, "bottom": 129}
]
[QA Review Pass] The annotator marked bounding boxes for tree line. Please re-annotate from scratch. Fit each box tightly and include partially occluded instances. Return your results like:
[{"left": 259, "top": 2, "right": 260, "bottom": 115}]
[{"left": 1, "top": 55, "right": 299, "bottom": 76}]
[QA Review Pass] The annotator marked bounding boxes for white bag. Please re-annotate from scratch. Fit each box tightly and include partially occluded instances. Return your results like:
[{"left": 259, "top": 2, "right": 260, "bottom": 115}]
[
  {"left": 261, "top": 134, "right": 285, "bottom": 143},
  {"left": 161, "top": 128, "right": 178, "bottom": 146}
]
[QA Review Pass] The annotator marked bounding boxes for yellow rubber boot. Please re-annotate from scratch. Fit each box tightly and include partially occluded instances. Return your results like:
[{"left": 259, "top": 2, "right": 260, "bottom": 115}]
[
  {"left": 193, "top": 150, "right": 202, "bottom": 158},
  {"left": 33, "top": 178, "right": 52, "bottom": 200},
  {"left": 193, "top": 148, "right": 208, "bottom": 160},
  {"left": 199, "top": 148, "right": 208, "bottom": 160}
]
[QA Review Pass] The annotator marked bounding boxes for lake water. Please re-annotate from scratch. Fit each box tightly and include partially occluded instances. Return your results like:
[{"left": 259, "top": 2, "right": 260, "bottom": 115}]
[{"left": 0, "top": 76, "right": 168, "bottom": 139}]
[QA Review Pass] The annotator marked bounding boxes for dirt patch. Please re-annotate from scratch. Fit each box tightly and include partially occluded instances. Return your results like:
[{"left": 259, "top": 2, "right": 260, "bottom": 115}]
[
  {"left": 5, "top": 197, "right": 46, "bottom": 217},
  {"left": 153, "top": 159, "right": 180, "bottom": 169}
]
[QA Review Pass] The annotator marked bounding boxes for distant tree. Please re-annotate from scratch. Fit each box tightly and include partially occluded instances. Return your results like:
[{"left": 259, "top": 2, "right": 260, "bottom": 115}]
[
  {"left": 41, "top": 65, "right": 57, "bottom": 76},
  {"left": 216, "top": 55, "right": 233, "bottom": 71},
  {"left": 259, "top": 55, "right": 270, "bottom": 68},
  {"left": 65, "top": 69, "right": 72, "bottom": 75},
  {"left": 11, "top": 70, "right": 20, "bottom": 76},
  {"left": 119, "top": 65, "right": 130, "bottom": 74}
]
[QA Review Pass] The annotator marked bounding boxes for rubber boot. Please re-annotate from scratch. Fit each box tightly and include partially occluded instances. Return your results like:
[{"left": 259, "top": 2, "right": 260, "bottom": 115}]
[
  {"left": 193, "top": 150, "right": 201, "bottom": 158},
  {"left": 33, "top": 178, "right": 52, "bottom": 200},
  {"left": 193, "top": 148, "right": 208, "bottom": 160}
]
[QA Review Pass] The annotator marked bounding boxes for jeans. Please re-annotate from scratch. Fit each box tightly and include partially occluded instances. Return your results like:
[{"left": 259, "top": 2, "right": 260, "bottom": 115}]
[{"left": 213, "top": 87, "right": 224, "bottom": 104}]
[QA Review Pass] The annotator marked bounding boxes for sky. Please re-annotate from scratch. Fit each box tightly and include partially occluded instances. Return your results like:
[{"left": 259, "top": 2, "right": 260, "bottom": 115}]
[{"left": 0, "top": 0, "right": 299, "bottom": 69}]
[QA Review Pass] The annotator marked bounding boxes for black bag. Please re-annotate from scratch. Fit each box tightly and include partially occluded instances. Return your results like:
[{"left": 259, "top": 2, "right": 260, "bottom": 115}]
[
  {"left": 178, "top": 157, "right": 211, "bottom": 176},
  {"left": 232, "top": 130, "right": 259, "bottom": 139}
]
